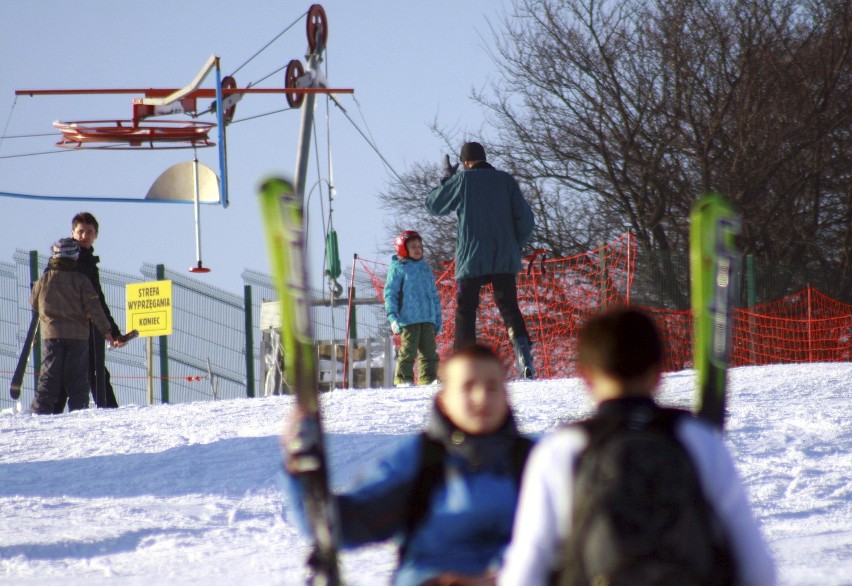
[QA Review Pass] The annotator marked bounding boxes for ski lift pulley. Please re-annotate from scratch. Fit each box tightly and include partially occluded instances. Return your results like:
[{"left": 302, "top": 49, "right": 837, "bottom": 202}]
[
  {"left": 285, "top": 60, "right": 306, "bottom": 108},
  {"left": 220, "top": 75, "right": 238, "bottom": 124},
  {"left": 306, "top": 4, "right": 328, "bottom": 52}
]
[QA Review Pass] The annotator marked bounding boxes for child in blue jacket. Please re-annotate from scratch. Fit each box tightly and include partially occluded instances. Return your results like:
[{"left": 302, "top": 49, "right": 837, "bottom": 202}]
[
  {"left": 383, "top": 230, "right": 442, "bottom": 386},
  {"left": 281, "top": 344, "right": 533, "bottom": 586}
]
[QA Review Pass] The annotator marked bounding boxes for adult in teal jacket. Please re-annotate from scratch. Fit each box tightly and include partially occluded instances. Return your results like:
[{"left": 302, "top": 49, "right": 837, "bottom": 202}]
[
  {"left": 425, "top": 142, "right": 536, "bottom": 379},
  {"left": 280, "top": 344, "right": 533, "bottom": 586}
]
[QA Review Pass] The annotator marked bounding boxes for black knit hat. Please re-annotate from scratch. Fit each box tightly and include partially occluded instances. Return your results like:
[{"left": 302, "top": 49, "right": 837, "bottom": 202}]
[{"left": 460, "top": 142, "right": 486, "bottom": 162}]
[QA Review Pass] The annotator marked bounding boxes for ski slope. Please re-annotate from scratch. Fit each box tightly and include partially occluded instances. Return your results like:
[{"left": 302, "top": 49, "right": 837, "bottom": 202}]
[{"left": 1, "top": 363, "right": 850, "bottom": 585}]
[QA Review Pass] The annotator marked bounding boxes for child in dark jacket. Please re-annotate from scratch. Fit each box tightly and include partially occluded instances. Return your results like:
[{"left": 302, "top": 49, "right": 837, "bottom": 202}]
[
  {"left": 499, "top": 308, "right": 776, "bottom": 585},
  {"left": 383, "top": 230, "right": 443, "bottom": 386},
  {"left": 30, "top": 238, "right": 114, "bottom": 414},
  {"left": 281, "top": 344, "right": 531, "bottom": 586}
]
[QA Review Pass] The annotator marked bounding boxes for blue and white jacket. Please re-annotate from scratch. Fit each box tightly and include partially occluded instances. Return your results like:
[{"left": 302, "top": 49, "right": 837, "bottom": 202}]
[
  {"left": 281, "top": 403, "right": 530, "bottom": 586},
  {"left": 383, "top": 255, "right": 442, "bottom": 333}
]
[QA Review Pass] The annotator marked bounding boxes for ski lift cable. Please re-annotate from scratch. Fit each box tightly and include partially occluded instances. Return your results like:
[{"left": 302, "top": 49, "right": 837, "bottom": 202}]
[
  {"left": 328, "top": 93, "right": 405, "bottom": 184},
  {"left": 323, "top": 56, "right": 336, "bottom": 233},
  {"left": 320, "top": 52, "right": 347, "bottom": 303},
  {"left": 228, "top": 10, "right": 309, "bottom": 78},
  {"left": 246, "top": 62, "right": 289, "bottom": 90},
  {"left": 351, "top": 94, "right": 381, "bottom": 150},
  {"left": 192, "top": 62, "right": 288, "bottom": 119},
  {"left": 321, "top": 85, "right": 341, "bottom": 307},
  {"left": 0, "top": 96, "right": 19, "bottom": 154},
  {"left": 310, "top": 115, "right": 330, "bottom": 272},
  {"left": 0, "top": 131, "right": 58, "bottom": 140},
  {"left": 227, "top": 106, "right": 295, "bottom": 125},
  {"left": 0, "top": 149, "right": 75, "bottom": 160}
]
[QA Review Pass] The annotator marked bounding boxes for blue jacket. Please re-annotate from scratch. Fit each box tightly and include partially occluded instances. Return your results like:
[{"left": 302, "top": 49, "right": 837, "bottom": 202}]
[
  {"left": 281, "top": 403, "right": 530, "bottom": 586},
  {"left": 425, "top": 163, "right": 535, "bottom": 280},
  {"left": 383, "top": 255, "right": 442, "bottom": 333}
]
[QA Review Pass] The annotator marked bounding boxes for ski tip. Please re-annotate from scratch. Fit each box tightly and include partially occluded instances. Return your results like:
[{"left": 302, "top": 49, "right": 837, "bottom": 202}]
[
  {"left": 258, "top": 176, "right": 296, "bottom": 196},
  {"left": 10, "top": 386, "right": 21, "bottom": 400}
]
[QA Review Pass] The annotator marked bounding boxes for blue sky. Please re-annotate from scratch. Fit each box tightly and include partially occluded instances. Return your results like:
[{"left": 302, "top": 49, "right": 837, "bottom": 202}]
[{"left": 0, "top": 0, "right": 508, "bottom": 292}]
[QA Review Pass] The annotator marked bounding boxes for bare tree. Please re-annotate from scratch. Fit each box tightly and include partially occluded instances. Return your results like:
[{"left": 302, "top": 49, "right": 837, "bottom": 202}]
[{"left": 380, "top": 0, "right": 852, "bottom": 304}]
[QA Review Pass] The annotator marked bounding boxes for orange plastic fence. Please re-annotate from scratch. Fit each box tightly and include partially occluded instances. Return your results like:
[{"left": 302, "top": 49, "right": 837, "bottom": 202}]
[{"left": 360, "top": 234, "right": 852, "bottom": 379}]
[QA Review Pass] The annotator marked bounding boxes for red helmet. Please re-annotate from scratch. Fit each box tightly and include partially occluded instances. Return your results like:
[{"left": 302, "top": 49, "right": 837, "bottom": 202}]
[{"left": 394, "top": 230, "right": 421, "bottom": 258}]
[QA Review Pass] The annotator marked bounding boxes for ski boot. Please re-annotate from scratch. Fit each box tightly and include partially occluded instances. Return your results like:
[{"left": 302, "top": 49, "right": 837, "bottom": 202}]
[{"left": 512, "top": 336, "right": 536, "bottom": 380}]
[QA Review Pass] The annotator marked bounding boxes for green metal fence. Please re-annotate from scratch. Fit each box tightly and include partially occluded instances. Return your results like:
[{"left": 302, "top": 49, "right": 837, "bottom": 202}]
[
  {"left": 3, "top": 245, "right": 848, "bottom": 411},
  {"left": 1, "top": 250, "right": 388, "bottom": 411}
]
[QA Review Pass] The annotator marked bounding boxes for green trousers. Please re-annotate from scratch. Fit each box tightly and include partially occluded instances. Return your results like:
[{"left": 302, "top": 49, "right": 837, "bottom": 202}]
[{"left": 395, "top": 322, "right": 439, "bottom": 385}]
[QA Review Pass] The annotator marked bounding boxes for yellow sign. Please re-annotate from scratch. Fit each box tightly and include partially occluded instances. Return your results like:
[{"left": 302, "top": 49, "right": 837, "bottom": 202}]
[{"left": 126, "top": 280, "right": 173, "bottom": 337}]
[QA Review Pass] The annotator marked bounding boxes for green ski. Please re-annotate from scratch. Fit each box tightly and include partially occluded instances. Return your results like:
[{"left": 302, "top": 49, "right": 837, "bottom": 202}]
[
  {"left": 690, "top": 192, "right": 741, "bottom": 429},
  {"left": 258, "top": 177, "right": 342, "bottom": 585}
]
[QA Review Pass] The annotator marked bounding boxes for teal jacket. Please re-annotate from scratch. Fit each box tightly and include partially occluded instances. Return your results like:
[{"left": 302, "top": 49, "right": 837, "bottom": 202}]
[
  {"left": 383, "top": 255, "right": 442, "bottom": 333},
  {"left": 425, "top": 162, "right": 535, "bottom": 280}
]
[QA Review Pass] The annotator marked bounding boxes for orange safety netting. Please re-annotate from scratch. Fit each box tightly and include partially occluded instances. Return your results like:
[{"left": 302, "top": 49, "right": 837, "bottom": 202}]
[
  {"left": 731, "top": 287, "right": 852, "bottom": 365},
  {"left": 359, "top": 234, "right": 852, "bottom": 379},
  {"left": 360, "top": 233, "right": 635, "bottom": 379}
]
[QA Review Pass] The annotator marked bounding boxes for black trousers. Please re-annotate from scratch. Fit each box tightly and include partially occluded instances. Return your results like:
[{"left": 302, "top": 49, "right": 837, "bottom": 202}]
[
  {"left": 88, "top": 328, "right": 119, "bottom": 408},
  {"left": 454, "top": 273, "right": 529, "bottom": 350},
  {"left": 32, "top": 338, "right": 90, "bottom": 414},
  {"left": 53, "top": 325, "right": 119, "bottom": 413}
]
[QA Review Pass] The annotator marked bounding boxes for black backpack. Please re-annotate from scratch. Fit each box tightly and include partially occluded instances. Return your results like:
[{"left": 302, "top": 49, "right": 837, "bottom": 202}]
[{"left": 553, "top": 405, "right": 736, "bottom": 586}]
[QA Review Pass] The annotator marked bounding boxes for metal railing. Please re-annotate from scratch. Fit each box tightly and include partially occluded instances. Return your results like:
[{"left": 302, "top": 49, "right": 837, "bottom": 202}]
[{"left": 1, "top": 250, "right": 390, "bottom": 411}]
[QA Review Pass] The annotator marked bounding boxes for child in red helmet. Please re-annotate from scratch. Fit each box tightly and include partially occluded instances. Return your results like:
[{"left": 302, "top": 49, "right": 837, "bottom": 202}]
[{"left": 383, "top": 230, "right": 443, "bottom": 386}]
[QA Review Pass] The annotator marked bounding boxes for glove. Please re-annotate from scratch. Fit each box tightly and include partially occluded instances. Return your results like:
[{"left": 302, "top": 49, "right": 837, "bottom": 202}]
[
  {"left": 390, "top": 320, "right": 402, "bottom": 335},
  {"left": 282, "top": 406, "right": 321, "bottom": 474},
  {"left": 442, "top": 154, "right": 459, "bottom": 179}
]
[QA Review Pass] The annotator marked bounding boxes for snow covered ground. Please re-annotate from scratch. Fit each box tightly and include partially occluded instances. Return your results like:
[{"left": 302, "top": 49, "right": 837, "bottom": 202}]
[{"left": 1, "top": 363, "right": 850, "bottom": 585}]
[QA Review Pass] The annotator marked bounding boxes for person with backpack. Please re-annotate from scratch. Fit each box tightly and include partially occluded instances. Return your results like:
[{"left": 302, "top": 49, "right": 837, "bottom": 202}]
[
  {"left": 281, "top": 344, "right": 533, "bottom": 586},
  {"left": 384, "top": 229, "right": 442, "bottom": 386},
  {"left": 30, "top": 238, "right": 115, "bottom": 414},
  {"left": 499, "top": 308, "right": 776, "bottom": 586}
]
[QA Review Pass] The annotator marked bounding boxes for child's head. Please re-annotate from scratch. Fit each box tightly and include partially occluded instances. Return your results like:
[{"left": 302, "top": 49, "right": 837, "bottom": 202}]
[
  {"left": 576, "top": 307, "right": 664, "bottom": 401},
  {"left": 51, "top": 237, "right": 80, "bottom": 261},
  {"left": 393, "top": 230, "right": 424, "bottom": 261},
  {"left": 437, "top": 344, "right": 510, "bottom": 435}
]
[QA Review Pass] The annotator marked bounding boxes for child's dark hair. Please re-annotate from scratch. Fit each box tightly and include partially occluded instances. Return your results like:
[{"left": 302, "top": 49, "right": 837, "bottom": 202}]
[
  {"left": 449, "top": 343, "right": 501, "bottom": 363},
  {"left": 72, "top": 212, "right": 99, "bottom": 232},
  {"left": 577, "top": 307, "right": 663, "bottom": 380},
  {"left": 440, "top": 343, "right": 503, "bottom": 379}
]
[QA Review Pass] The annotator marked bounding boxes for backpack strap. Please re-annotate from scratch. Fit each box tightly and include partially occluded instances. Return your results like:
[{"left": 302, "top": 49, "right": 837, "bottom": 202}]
[{"left": 399, "top": 431, "right": 533, "bottom": 562}]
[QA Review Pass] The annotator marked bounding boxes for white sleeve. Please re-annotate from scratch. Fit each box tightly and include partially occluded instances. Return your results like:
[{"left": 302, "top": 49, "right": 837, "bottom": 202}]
[
  {"left": 498, "top": 428, "right": 588, "bottom": 586},
  {"left": 678, "top": 419, "right": 777, "bottom": 586}
]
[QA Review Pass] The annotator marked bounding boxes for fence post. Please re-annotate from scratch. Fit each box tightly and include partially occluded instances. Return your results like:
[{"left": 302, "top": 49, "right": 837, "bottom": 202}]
[
  {"left": 28, "top": 250, "right": 41, "bottom": 394},
  {"left": 384, "top": 335, "right": 395, "bottom": 388},
  {"left": 157, "top": 264, "right": 170, "bottom": 403},
  {"left": 244, "top": 285, "right": 255, "bottom": 398},
  {"left": 807, "top": 285, "right": 813, "bottom": 363},
  {"left": 598, "top": 245, "right": 607, "bottom": 308},
  {"left": 147, "top": 337, "right": 154, "bottom": 405},
  {"left": 365, "top": 339, "right": 372, "bottom": 388},
  {"left": 746, "top": 254, "right": 756, "bottom": 363},
  {"left": 343, "top": 254, "right": 357, "bottom": 388}
]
